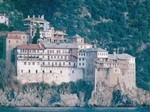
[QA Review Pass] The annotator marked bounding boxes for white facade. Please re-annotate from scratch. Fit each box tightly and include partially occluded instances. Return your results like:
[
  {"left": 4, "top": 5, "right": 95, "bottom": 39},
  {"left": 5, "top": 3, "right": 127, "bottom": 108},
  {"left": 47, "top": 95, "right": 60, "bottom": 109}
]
[
  {"left": 17, "top": 60, "right": 83, "bottom": 84},
  {"left": 23, "top": 15, "right": 50, "bottom": 38},
  {"left": 16, "top": 42, "right": 86, "bottom": 84},
  {"left": 12, "top": 30, "right": 136, "bottom": 89},
  {"left": 0, "top": 14, "right": 9, "bottom": 25}
]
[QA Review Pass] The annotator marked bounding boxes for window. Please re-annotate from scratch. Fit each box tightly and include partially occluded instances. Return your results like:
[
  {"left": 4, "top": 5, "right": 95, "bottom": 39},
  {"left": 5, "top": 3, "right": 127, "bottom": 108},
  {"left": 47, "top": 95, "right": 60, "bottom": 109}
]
[
  {"left": 24, "top": 62, "right": 26, "bottom": 65},
  {"left": 79, "top": 63, "right": 81, "bottom": 65},
  {"left": 28, "top": 62, "right": 31, "bottom": 65},
  {"left": 28, "top": 70, "right": 30, "bottom": 73},
  {"left": 21, "top": 70, "right": 23, "bottom": 73},
  {"left": 72, "top": 70, "right": 74, "bottom": 74},
  {"left": 36, "top": 70, "right": 38, "bottom": 73},
  {"left": 32, "top": 62, "right": 35, "bottom": 65},
  {"left": 60, "top": 70, "right": 62, "bottom": 73},
  {"left": 69, "top": 62, "right": 71, "bottom": 65},
  {"left": 82, "top": 58, "right": 84, "bottom": 61},
  {"left": 43, "top": 70, "right": 44, "bottom": 73},
  {"left": 9, "top": 40, "right": 10, "bottom": 43},
  {"left": 82, "top": 63, "right": 84, "bottom": 66},
  {"left": 43, "top": 62, "right": 45, "bottom": 65},
  {"left": 52, "top": 62, "right": 54, "bottom": 66},
  {"left": 16, "top": 40, "right": 18, "bottom": 43},
  {"left": 50, "top": 70, "right": 52, "bottom": 73}
]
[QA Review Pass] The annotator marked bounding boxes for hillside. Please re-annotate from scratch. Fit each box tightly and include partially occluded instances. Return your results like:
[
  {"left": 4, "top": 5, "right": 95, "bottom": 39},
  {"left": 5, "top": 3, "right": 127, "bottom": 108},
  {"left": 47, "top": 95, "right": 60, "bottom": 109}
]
[{"left": 2, "top": 0, "right": 150, "bottom": 90}]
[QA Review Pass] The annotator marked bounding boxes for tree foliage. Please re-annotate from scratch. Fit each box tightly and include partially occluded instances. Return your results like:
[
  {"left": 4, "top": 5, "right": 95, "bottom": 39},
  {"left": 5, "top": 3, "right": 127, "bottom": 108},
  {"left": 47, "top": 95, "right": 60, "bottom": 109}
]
[
  {"left": 32, "top": 26, "right": 40, "bottom": 44},
  {"left": 0, "top": 60, "right": 16, "bottom": 88}
]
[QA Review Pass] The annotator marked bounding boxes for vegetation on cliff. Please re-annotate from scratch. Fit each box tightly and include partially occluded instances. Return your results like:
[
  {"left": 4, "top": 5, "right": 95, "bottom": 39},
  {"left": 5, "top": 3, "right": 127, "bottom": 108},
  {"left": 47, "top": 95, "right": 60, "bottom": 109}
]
[{"left": 0, "top": 80, "right": 93, "bottom": 107}]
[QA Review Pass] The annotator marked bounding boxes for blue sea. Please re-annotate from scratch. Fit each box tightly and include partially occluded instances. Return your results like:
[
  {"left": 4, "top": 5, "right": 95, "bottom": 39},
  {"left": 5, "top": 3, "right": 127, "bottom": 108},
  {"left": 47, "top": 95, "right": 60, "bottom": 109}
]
[{"left": 0, "top": 107, "right": 149, "bottom": 112}]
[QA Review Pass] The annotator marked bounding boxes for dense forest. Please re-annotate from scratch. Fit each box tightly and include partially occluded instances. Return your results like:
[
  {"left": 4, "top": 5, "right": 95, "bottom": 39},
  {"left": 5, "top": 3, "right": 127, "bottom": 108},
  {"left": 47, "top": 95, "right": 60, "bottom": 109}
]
[{"left": 0, "top": 0, "right": 150, "bottom": 90}]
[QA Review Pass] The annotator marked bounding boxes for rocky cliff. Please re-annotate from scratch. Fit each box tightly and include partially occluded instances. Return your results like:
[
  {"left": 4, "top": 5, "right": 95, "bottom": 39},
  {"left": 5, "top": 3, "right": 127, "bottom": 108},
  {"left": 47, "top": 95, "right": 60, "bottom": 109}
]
[
  {"left": 89, "top": 81, "right": 150, "bottom": 107},
  {"left": 0, "top": 81, "right": 149, "bottom": 107}
]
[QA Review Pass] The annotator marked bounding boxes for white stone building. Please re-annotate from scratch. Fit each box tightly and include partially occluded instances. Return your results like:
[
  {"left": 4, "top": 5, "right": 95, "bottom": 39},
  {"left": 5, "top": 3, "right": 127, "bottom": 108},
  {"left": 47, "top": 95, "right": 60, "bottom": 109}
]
[
  {"left": 0, "top": 13, "right": 9, "bottom": 25},
  {"left": 15, "top": 35, "right": 92, "bottom": 84},
  {"left": 40, "top": 27, "right": 67, "bottom": 43},
  {"left": 23, "top": 15, "right": 50, "bottom": 40}
]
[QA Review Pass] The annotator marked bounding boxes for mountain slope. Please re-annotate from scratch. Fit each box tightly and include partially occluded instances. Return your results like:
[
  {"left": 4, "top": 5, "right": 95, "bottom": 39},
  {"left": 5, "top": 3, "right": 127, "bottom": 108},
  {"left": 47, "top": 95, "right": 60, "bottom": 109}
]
[{"left": 10, "top": 0, "right": 150, "bottom": 90}]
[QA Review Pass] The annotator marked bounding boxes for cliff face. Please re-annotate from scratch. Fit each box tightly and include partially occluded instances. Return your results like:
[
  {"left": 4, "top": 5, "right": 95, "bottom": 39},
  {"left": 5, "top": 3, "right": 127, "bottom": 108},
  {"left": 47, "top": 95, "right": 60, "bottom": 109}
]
[
  {"left": 0, "top": 81, "right": 149, "bottom": 107},
  {"left": 0, "top": 88, "right": 84, "bottom": 107},
  {"left": 0, "top": 81, "right": 92, "bottom": 107},
  {"left": 89, "top": 81, "right": 150, "bottom": 107}
]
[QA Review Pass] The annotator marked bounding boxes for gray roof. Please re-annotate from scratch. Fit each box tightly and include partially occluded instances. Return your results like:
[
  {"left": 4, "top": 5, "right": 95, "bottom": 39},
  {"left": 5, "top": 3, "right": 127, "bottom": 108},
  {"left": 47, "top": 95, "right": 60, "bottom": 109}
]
[
  {"left": 108, "top": 53, "right": 135, "bottom": 60},
  {"left": 54, "top": 31, "right": 67, "bottom": 35},
  {"left": 43, "top": 43, "right": 79, "bottom": 49},
  {"left": 85, "top": 48, "right": 107, "bottom": 52},
  {"left": 116, "top": 53, "right": 135, "bottom": 59},
  {"left": 108, "top": 54, "right": 117, "bottom": 60},
  {"left": 72, "top": 34, "right": 83, "bottom": 39}
]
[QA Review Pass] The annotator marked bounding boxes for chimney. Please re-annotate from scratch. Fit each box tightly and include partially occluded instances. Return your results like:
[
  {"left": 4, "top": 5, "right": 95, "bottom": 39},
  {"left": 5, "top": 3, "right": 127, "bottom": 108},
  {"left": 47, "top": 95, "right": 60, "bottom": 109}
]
[
  {"left": 117, "top": 48, "right": 119, "bottom": 54},
  {"left": 28, "top": 15, "right": 30, "bottom": 18},
  {"left": 33, "top": 15, "right": 35, "bottom": 18},
  {"left": 41, "top": 15, "right": 44, "bottom": 19},
  {"left": 113, "top": 48, "right": 116, "bottom": 56}
]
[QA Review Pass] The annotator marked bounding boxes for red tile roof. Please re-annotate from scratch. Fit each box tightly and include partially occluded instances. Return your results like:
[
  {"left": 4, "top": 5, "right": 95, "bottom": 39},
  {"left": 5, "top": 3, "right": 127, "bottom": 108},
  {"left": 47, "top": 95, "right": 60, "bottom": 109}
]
[
  {"left": 17, "top": 44, "right": 45, "bottom": 49},
  {"left": 7, "top": 36, "right": 21, "bottom": 39},
  {"left": 8, "top": 31, "right": 27, "bottom": 35},
  {"left": 0, "top": 13, "right": 5, "bottom": 16}
]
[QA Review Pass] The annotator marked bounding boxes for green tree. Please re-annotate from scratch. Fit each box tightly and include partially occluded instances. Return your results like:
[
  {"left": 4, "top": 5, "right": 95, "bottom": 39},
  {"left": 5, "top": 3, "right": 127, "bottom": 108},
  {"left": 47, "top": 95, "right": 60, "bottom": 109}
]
[
  {"left": 32, "top": 26, "right": 40, "bottom": 44},
  {"left": 0, "top": 60, "right": 16, "bottom": 88},
  {"left": 0, "top": 23, "right": 9, "bottom": 31}
]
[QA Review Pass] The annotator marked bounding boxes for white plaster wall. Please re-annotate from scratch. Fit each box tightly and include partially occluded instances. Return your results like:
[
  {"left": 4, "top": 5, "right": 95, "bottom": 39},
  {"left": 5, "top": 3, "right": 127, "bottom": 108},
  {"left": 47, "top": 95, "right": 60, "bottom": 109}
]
[
  {"left": 77, "top": 51, "right": 86, "bottom": 68},
  {"left": 0, "top": 15, "right": 9, "bottom": 25},
  {"left": 17, "top": 61, "right": 83, "bottom": 84},
  {"left": 97, "top": 51, "right": 108, "bottom": 58},
  {"left": 40, "top": 30, "right": 51, "bottom": 38}
]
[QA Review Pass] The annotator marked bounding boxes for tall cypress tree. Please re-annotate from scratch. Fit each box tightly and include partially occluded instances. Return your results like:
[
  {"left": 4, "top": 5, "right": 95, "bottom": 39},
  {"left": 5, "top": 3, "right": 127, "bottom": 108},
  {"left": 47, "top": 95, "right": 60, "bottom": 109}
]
[{"left": 32, "top": 25, "right": 40, "bottom": 44}]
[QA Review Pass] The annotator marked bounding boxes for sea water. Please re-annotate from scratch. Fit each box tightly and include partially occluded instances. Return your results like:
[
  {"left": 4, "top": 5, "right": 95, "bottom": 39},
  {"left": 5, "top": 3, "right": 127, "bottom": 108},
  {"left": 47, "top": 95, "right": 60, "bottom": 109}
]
[{"left": 0, "top": 107, "right": 149, "bottom": 112}]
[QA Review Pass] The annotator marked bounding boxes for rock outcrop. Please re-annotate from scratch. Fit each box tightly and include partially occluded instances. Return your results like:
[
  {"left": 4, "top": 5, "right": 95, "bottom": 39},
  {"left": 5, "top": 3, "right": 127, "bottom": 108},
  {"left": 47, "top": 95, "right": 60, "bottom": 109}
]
[
  {"left": 0, "top": 82, "right": 149, "bottom": 107},
  {"left": 89, "top": 81, "right": 150, "bottom": 107}
]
